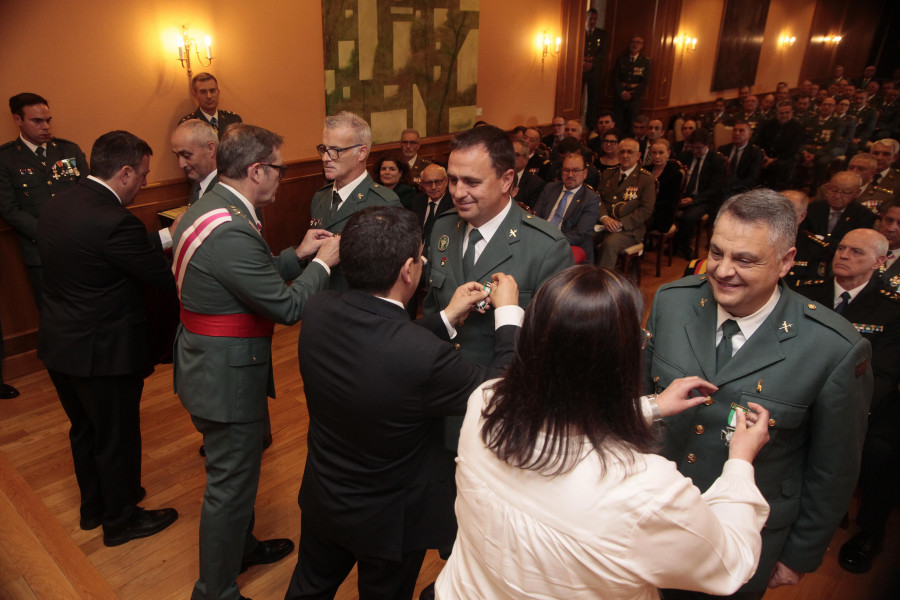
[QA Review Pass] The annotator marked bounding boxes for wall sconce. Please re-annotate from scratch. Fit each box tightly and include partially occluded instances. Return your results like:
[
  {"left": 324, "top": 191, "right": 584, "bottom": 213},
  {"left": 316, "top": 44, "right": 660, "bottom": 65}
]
[
  {"left": 177, "top": 25, "right": 214, "bottom": 89},
  {"left": 538, "top": 31, "right": 562, "bottom": 66},
  {"left": 814, "top": 34, "right": 843, "bottom": 44},
  {"left": 674, "top": 34, "right": 698, "bottom": 58},
  {"left": 779, "top": 35, "right": 796, "bottom": 47}
]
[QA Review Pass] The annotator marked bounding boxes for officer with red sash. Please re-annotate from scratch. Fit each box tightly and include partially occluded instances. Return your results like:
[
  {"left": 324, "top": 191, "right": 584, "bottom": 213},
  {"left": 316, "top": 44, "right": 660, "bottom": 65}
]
[{"left": 172, "top": 123, "right": 339, "bottom": 600}]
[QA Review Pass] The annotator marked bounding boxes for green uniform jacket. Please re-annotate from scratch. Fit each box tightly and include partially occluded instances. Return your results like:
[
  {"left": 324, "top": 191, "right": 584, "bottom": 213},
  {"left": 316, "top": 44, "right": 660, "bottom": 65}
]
[
  {"left": 172, "top": 183, "right": 329, "bottom": 423},
  {"left": 424, "top": 201, "right": 573, "bottom": 366},
  {"left": 309, "top": 173, "right": 401, "bottom": 290},
  {"left": 0, "top": 137, "right": 86, "bottom": 266},
  {"left": 645, "top": 277, "right": 872, "bottom": 592}
]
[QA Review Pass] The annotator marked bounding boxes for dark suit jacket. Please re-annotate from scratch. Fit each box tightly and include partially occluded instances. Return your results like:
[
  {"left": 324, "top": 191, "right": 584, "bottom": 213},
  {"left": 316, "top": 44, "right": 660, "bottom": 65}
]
[
  {"left": 753, "top": 118, "right": 805, "bottom": 163},
  {"left": 297, "top": 290, "right": 518, "bottom": 560},
  {"left": 801, "top": 200, "right": 877, "bottom": 242},
  {"left": 37, "top": 178, "right": 173, "bottom": 377},
  {"left": 513, "top": 170, "right": 546, "bottom": 209},
  {"left": 410, "top": 190, "right": 453, "bottom": 253},
  {"left": 681, "top": 150, "right": 727, "bottom": 208},
  {"left": 648, "top": 159, "right": 685, "bottom": 233},
  {"left": 178, "top": 107, "right": 242, "bottom": 139},
  {"left": 798, "top": 277, "right": 900, "bottom": 410},
  {"left": 717, "top": 143, "right": 763, "bottom": 197},
  {"left": 533, "top": 183, "right": 600, "bottom": 263}
]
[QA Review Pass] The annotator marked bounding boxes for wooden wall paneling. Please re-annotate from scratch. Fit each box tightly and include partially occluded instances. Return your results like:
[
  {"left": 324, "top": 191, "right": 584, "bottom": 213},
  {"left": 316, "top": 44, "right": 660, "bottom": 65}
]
[
  {"left": 554, "top": 0, "right": 588, "bottom": 119},
  {"left": 833, "top": 0, "right": 886, "bottom": 79},
  {"left": 799, "top": 0, "right": 886, "bottom": 84}
]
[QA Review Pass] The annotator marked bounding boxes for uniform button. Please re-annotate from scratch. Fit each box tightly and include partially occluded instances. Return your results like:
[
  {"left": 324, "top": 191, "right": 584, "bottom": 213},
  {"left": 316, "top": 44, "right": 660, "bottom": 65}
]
[
  {"left": 453, "top": 343, "right": 460, "bottom": 350},
  {"left": 47, "top": 180, "right": 52, "bottom": 185},
  {"left": 768, "top": 418, "right": 776, "bottom": 427},
  {"left": 252, "top": 356, "right": 257, "bottom": 362},
  {"left": 704, "top": 396, "right": 714, "bottom": 405},
  {"left": 694, "top": 425, "right": 705, "bottom": 434},
  {"left": 686, "top": 453, "right": 697, "bottom": 463}
]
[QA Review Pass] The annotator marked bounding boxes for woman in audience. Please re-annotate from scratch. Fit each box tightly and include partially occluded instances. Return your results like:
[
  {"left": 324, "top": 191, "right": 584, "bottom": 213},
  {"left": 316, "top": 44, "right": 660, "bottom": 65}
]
[
  {"left": 435, "top": 266, "right": 771, "bottom": 600},
  {"left": 373, "top": 155, "right": 416, "bottom": 209},
  {"left": 594, "top": 128, "right": 621, "bottom": 171},
  {"left": 647, "top": 138, "right": 685, "bottom": 234}
]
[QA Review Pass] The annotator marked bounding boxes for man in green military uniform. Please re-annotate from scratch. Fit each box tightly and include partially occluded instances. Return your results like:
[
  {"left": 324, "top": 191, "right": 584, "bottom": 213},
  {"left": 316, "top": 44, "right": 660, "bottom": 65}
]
[
  {"left": 0, "top": 93, "right": 86, "bottom": 304},
  {"left": 781, "top": 190, "right": 833, "bottom": 288},
  {"left": 178, "top": 73, "right": 242, "bottom": 139},
  {"left": 582, "top": 8, "right": 606, "bottom": 130},
  {"left": 801, "top": 97, "right": 852, "bottom": 190},
  {"left": 646, "top": 190, "right": 871, "bottom": 599},
  {"left": 309, "top": 111, "right": 402, "bottom": 290},
  {"left": 172, "top": 124, "right": 340, "bottom": 600}
]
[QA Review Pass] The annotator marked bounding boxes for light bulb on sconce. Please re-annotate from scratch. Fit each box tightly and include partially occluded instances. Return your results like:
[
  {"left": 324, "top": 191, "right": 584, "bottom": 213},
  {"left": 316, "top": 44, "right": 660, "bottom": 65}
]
[
  {"left": 539, "top": 30, "right": 562, "bottom": 66},
  {"left": 674, "top": 34, "right": 698, "bottom": 58},
  {"left": 176, "top": 25, "right": 214, "bottom": 91},
  {"left": 779, "top": 35, "right": 796, "bottom": 47}
]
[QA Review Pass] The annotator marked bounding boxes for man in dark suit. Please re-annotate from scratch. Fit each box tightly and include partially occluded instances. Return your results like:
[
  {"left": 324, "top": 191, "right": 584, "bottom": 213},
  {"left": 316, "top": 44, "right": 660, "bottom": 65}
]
[
  {"left": 718, "top": 120, "right": 762, "bottom": 199},
  {"left": 511, "top": 140, "right": 546, "bottom": 209},
  {"left": 178, "top": 73, "right": 242, "bottom": 139},
  {"left": 782, "top": 190, "right": 834, "bottom": 288},
  {"left": 534, "top": 152, "right": 600, "bottom": 263},
  {"left": 1, "top": 93, "right": 87, "bottom": 305},
  {"left": 673, "top": 128, "right": 726, "bottom": 259},
  {"left": 309, "top": 111, "right": 402, "bottom": 290},
  {"left": 876, "top": 203, "right": 900, "bottom": 291},
  {"left": 795, "top": 229, "right": 900, "bottom": 575},
  {"left": 648, "top": 190, "right": 871, "bottom": 599},
  {"left": 541, "top": 116, "right": 566, "bottom": 151},
  {"left": 595, "top": 138, "right": 656, "bottom": 268},
  {"left": 801, "top": 171, "right": 877, "bottom": 242},
  {"left": 400, "top": 128, "right": 433, "bottom": 188},
  {"left": 171, "top": 119, "right": 218, "bottom": 203},
  {"left": 173, "top": 124, "right": 341, "bottom": 600},
  {"left": 582, "top": 8, "right": 606, "bottom": 130},
  {"left": 37, "top": 131, "right": 178, "bottom": 547},
  {"left": 754, "top": 102, "right": 805, "bottom": 190},
  {"left": 285, "top": 206, "right": 521, "bottom": 599},
  {"left": 612, "top": 35, "right": 650, "bottom": 136}
]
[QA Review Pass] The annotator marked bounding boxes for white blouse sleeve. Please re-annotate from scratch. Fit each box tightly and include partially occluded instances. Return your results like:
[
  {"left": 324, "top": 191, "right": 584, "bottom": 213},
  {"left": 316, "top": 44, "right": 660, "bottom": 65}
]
[{"left": 626, "top": 458, "right": 770, "bottom": 595}]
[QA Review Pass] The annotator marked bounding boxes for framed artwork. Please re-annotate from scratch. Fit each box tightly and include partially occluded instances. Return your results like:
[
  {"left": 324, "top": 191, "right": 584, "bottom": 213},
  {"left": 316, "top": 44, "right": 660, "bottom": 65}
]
[
  {"left": 322, "top": 0, "right": 480, "bottom": 143},
  {"left": 711, "top": 0, "right": 771, "bottom": 91}
]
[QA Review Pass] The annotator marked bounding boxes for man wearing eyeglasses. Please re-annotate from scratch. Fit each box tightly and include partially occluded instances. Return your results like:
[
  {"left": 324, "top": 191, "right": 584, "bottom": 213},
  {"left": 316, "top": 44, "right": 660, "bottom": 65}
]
[
  {"left": 399, "top": 128, "right": 432, "bottom": 187},
  {"left": 172, "top": 123, "right": 340, "bottom": 600},
  {"left": 510, "top": 139, "right": 546, "bottom": 209},
  {"left": 310, "top": 111, "right": 402, "bottom": 290},
  {"left": 801, "top": 171, "right": 876, "bottom": 242},
  {"left": 534, "top": 152, "right": 599, "bottom": 263},
  {"left": 596, "top": 137, "right": 656, "bottom": 269}
]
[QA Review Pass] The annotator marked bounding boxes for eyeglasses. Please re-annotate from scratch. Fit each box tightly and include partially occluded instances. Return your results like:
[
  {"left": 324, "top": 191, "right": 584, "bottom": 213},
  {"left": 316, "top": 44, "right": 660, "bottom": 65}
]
[
  {"left": 618, "top": 149, "right": 637, "bottom": 155},
  {"left": 827, "top": 186, "right": 857, "bottom": 197},
  {"left": 641, "top": 328, "right": 653, "bottom": 350},
  {"left": 602, "top": 139, "right": 618, "bottom": 144},
  {"left": 400, "top": 140, "right": 420, "bottom": 146},
  {"left": 258, "top": 162, "right": 287, "bottom": 180},
  {"left": 316, "top": 144, "right": 362, "bottom": 160},
  {"left": 421, "top": 178, "right": 446, "bottom": 187},
  {"left": 561, "top": 168, "right": 584, "bottom": 175}
]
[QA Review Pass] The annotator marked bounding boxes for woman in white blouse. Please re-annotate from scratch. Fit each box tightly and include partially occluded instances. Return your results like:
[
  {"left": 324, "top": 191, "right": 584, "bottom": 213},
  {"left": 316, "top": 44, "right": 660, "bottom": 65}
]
[{"left": 435, "top": 266, "right": 772, "bottom": 600}]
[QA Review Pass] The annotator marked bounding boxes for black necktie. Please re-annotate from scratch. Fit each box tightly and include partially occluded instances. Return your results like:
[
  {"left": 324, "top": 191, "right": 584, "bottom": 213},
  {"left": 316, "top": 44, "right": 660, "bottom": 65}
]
[
  {"left": 873, "top": 173, "right": 881, "bottom": 186},
  {"left": 618, "top": 171, "right": 627, "bottom": 186},
  {"left": 835, "top": 291, "right": 851, "bottom": 314},
  {"left": 423, "top": 201, "right": 437, "bottom": 243},
  {"left": 210, "top": 116, "right": 218, "bottom": 130},
  {"left": 716, "top": 319, "right": 741, "bottom": 372},
  {"left": 35, "top": 146, "right": 45, "bottom": 162},
  {"left": 463, "top": 229, "right": 483, "bottom": 281},
  {"left": 688, "top": 159, "right": 700, "bottom": 195},
  {"left": 330, "top": 190, "right": 342, "bottom": 215}
]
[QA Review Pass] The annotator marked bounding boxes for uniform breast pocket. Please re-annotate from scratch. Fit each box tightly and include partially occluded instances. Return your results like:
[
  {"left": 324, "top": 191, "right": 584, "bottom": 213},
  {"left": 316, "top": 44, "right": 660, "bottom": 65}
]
[
  {"left": 738, "top": 391, "right": 808, "bottom": 458},
  {"left": 648, "top": 352, "right": 687, "bottom": 393},
  {"left": 428, "top": 268, "right": 447, "bottom": 291}
]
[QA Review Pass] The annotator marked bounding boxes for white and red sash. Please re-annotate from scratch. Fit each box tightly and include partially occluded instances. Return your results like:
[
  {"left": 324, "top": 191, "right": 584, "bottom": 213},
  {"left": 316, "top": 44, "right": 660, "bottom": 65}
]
[{"left": 172, "top": 208, "right": 232, "bottom": 298}]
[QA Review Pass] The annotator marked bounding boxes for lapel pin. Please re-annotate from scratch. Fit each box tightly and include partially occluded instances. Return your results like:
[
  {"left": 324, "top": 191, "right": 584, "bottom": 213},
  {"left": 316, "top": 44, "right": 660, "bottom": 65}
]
[
  {"left": 441, "top": 257, "right": 447, "bottom": 266},
  {"left": 780, "top": 321, "right": 793, "bottom": 333},
  {"left": 509, "top": 229, "right": 518, "bottom": 238},
  {"left": 438, "top": 235, "right": 449, "bottom": 251},
  {"left": 700, "top": 298, "right": 708, "bottom": 307}
]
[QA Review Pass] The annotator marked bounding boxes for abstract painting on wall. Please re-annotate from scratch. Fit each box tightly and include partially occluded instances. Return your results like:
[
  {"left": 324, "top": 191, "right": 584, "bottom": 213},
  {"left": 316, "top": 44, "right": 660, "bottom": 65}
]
[
  {"left": 711, "top": 0, "right": 771, "bottom": 91},
  {"left": 322, "top": 0, "right": 480, "bottom": 144}
]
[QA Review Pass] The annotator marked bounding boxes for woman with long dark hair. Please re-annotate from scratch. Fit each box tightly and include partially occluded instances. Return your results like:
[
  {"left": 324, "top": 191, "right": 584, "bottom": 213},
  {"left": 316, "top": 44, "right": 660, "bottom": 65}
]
[
  {"left": 435, "top": 266, "right": 772, "bottom": 599},
  {"left": 372, "top": 155, "right": 416, "bottom": 209}
]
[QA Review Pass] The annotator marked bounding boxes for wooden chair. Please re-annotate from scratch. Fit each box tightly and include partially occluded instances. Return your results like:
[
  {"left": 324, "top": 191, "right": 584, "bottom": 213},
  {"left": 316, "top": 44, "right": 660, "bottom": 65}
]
[
  {"left": 644, "top": 223, "right": 677, "bottom": 277},
  {"left": 713, "top": 122, "right": 733, "bottom": 149},
  {"left": 617, "top": 243, "right": 644, "bottom": 284}
]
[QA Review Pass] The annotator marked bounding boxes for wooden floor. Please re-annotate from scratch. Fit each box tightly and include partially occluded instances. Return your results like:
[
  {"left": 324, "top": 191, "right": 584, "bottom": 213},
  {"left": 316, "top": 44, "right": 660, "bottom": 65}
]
[{"left": 1, "top": 247, "right": 899, "bottom": 600}]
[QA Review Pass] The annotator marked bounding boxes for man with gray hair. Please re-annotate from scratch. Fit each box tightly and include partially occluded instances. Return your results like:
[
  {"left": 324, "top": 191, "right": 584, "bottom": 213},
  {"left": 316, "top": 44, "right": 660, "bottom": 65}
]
[
  {"left": 646, "top": 189, "right": 871, "bottom": 598},
  {"left": 801, "top": 171, "right": 876, "bottom": 242},
  {"left": 171, "top": 119, "right": 219, "bottom": 203},
  {"left": 310, "top": 111, "right": 402, "bottom": 289},
  {"left": 399, "top": 128, "right": 432, "bottom": 187},
  {"left": 173, "top": 123, "right": 340, "bottom": 600}
]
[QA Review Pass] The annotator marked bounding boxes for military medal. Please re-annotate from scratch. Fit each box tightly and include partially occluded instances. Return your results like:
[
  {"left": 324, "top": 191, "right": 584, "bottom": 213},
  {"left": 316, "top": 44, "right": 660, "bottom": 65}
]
[
  {"left": 438, "top": 235, "right": 449, "bottom": 252},
  {"left": 309, "top": 218, "right": 323, "bottom": 228},
  {"left": 623, "top": 186, "right": 638, "bottom": 201},
  {"left": 441, "top": 257, "right": 447, "bottom": 266},
  {"left": 475, "top": 282, "right": 492, "bottom": 311},
  {"left": 722, "top": 402, "right": 750, "bottom": 446}
]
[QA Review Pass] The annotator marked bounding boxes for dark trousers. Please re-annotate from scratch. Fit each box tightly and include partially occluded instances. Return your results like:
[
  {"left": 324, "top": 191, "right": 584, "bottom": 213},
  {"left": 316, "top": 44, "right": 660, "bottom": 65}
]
[
  {"left": 614, "top": 96, "right": 643, "bottom": 137},
  {"left": 190, "top": 415, "right": 264, "bottom": 600},
  {"left": 48, "top": 368, "right": 143, "bottom": 531},
  {"left": 583, "top": 74, "right": 601, "bottom": 130},
  {"left": 284, "top": 515, "right": 426, "bottom": 600},
  {"left": 675, "top": 202, "right": 711, "bottom": 256},
  {"left": 857, "top": 413, "right": 900, "bottom": 536}
]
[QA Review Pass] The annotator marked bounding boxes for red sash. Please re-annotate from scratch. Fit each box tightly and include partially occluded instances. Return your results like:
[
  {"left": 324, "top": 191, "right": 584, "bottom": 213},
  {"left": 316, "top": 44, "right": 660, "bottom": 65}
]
[{"left": 180, "top": 307, "right": 274, "bottom": 338}]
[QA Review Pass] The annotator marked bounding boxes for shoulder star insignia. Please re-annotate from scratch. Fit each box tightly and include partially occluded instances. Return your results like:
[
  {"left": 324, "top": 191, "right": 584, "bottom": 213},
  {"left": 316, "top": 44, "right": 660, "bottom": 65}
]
[
  {"left": 509, "top": 229, "right": 517, "bottom": 237},
  {"left": 780, "top": 321, "right": 793, "bottom": 333}
]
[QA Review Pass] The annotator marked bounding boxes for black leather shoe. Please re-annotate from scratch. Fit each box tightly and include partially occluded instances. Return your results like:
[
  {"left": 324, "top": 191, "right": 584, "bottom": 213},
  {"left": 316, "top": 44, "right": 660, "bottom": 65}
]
[
  {"left": 199, "top": 444, "right": 206, "bottom": 457},
  {"left": 80, "top": 515, "right": 102, "bottom": 530},
  {"left": 0, "top": 383, "right": 19, "bottom": 399},
  {"left": 240, "top": 538, "right": 294, "bottom": 572},
  {"left": 839, "top": 530, "right": 883, "bottom": 573},
  {"left": 103, "top": 507, "right": 178, "bottom": 547},
  {"left": 419, "top": 582, "right": 435, "bottom": 600}
]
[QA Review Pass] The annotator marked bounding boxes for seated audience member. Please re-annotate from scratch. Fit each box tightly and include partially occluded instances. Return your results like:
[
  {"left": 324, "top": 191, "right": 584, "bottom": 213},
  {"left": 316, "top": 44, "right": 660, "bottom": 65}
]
[
  {"left": 594, "top": 128, "right": 621, "bottom": 171},
  {"left": 373, "top": 155, "right": 416, "bottom": 209},
  {"left": 877, "top": 203, "right": 900, "bottom": 291},
  {"left": 760, "top": 93, "right": 776, "bottom": 119},
  {"left": 640, "top": 119, "right": 665, "bottom": 166},
  {"left": 586, "top": 111, "right": 617, "bottom": 154},
  {"left": 672, "top": 118, "right": 697, "bottom": 159},
  {"left": 540, "top": 137, "right": 599, "bottom": 189},
  {"left": 794, "top": 229, "right": 900, "bottom": 575},
  {"left": 511, "top": 140, "right": 546, "bottom": 210},
  {"left": 701, "top": 98, "right": 728, "bottom": 131},
  {"left": 755, "top": 102, "right": 805, "bottom": 189},
  {"left": 633, "top": 114, "right": 650, "bottom": 157},
  {"left": 534, "top": 152, "right": 600, "bottom": 263},
  {"left": 726, "top": 85, "right": 752, "bottom": 115},
  {"left": 793, "top": 93, "right": 814, "bottom": 122},
  {"left": 801, "top": 97, "right": 852, "bottom": 191},
  {"left": 801, "top": 171, "right": 876, "bottom": 242},
  {"left": 873, "top": 87, "right": 900, "bottom": 142},
  {"left": 673, "top": 129, "right": 726, "bottom": 260},
  {"left": 284, "top": 206, "right": 523, "bottom": 600},
  {"left": 541, "top": 116, "right": 566, "bottom": 151},
  {"left": 870, "top": 139, "right": 900, "bottom": 202},
  {"left": 848, "top": 152, "right": 894, "bottom": 215},
  {"left": 646, "top": 139, "right": 684, "bottom": 234},
  {"left": 434, "top": 266, "right": 771, "bottom": 600},
  {"left": 718, "top": 120, "right": 763, "bottom": 199},
  {"left": 782, "top": 189, "right": 834, "bottom": 288},
  {"left": 848, "top": 90, "right": 878, "bottom": 155},
  {"left": 595, "top": 138, "right": 656, "bottom": 269}
]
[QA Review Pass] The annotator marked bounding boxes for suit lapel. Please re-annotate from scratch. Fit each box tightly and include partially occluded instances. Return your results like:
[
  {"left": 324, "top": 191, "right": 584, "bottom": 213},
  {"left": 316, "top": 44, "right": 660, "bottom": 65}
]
[
  {"left": 471, "top": 204, "right": 519, "bottom": 283},
  {"left": 563, "top": 187, "right": 585, "bottom": 223},
  {"left": 328, "top": 176, "right": 371, "bottom": 228}
]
